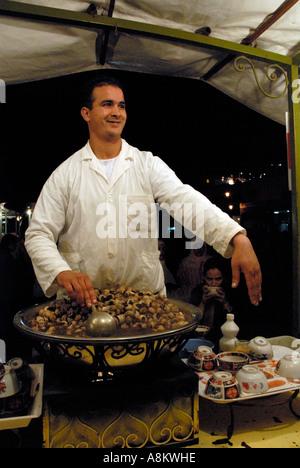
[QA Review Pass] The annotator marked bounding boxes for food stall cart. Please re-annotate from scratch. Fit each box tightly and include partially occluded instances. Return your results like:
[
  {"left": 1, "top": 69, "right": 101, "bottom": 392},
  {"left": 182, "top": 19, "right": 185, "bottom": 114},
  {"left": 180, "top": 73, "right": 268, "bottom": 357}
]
[
  {"left": 10, "top": 294, "right": 201, "bottom": 448},
  {"left": 1, "top": 0, "right": 300, "bottom": 450},
  {"left": 0, "top": 0, "right": 300, "bottom": 330},
  {"left": 3, "top": 331, "right": 300, "bottom": 449}
]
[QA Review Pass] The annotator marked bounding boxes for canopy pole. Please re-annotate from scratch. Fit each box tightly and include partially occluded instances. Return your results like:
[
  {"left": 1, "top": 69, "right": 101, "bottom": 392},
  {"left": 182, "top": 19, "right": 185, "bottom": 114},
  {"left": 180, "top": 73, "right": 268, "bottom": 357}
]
[
  {"left": 0, "top": 0, "right": 292, "bottom": 67},
  {"left": 98, "top": 0, "right": 116, "bottom": 65},
  {"left": 288, "top": 63, "right": 300, "bottom": 336},
  {"left": 202, "top": 0, "right": 299, "bottom": 81}
]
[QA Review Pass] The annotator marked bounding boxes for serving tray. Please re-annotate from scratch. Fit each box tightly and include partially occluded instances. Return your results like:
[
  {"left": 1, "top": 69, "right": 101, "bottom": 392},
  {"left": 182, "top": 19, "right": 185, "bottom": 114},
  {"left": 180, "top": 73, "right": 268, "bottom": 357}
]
[
  {"left": 0, "top": 364, "right": 44, "bottom": 430},
  {"left": 189, "top": 345, "right": 300, "bottom": 404}
]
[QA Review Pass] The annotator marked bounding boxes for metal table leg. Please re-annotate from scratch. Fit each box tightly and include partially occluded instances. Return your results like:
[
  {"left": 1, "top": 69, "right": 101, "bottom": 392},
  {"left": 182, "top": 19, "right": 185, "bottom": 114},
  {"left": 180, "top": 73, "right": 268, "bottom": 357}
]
[
  {"left": 289, "top": 389, "right": 300, "bottom": 418},
  {"left": 211, "top": 403, "right": 235, "bottom": 446},
  {"left": 227, "top": 403, "right": 235, "bottom": 439}
]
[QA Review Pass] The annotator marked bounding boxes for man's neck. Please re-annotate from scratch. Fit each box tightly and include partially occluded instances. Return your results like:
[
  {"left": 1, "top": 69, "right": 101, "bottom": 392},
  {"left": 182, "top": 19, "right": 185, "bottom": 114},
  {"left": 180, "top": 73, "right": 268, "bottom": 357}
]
[{"left": 89, "top": 137, "right": 122, "bottom": 160}]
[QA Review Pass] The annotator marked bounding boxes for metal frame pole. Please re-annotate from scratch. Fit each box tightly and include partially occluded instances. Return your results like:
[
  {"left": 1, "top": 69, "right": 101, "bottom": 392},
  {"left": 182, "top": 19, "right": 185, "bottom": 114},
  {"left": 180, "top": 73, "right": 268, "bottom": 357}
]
[{"left": 288, "top": 64, "right": 300, "bottom": 335}]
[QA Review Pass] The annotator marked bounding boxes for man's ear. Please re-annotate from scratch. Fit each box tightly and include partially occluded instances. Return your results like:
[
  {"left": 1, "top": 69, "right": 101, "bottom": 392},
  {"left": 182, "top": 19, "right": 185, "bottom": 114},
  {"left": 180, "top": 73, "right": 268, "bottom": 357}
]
[{"left": 80, "top": 106, "right": 90, "bottom": 122}]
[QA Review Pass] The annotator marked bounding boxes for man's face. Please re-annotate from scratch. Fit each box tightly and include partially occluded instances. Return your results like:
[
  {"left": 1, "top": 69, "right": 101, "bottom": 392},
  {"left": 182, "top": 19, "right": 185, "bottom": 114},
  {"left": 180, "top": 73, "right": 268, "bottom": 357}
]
[{"left": 82, "top": 85, "right": 127, "bottom": 141}]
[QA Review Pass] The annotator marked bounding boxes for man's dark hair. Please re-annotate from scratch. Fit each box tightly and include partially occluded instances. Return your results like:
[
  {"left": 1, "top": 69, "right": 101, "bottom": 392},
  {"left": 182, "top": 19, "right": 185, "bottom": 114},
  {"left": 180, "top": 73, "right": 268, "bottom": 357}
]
[{"left": 79, "top": 74, "right": 125, "bottom": 109}]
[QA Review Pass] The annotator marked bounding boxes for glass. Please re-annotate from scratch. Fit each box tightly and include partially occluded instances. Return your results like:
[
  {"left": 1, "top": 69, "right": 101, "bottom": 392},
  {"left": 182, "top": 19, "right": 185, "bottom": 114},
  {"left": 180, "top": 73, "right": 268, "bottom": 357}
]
[{"left": 235, "top": 340, "right": 251, "bottom": 355}]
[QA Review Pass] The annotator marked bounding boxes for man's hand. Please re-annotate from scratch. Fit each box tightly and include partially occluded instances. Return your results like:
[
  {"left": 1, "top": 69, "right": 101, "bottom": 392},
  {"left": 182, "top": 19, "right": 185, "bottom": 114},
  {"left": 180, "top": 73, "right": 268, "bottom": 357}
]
[
  {"left": 56, "top": 270, "right": 97, "bottom": 307},
  {"left": 230, "top": 233, "right": 262, "bottom": 306}
]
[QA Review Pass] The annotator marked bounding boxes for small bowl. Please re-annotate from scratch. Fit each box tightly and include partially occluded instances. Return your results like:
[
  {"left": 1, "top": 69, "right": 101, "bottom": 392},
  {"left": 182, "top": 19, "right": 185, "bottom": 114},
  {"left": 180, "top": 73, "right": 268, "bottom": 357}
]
[
  {"left": 0, "top": 365, "right": 22, "bottom": 398},
  {"left": 276, "top": 354, "right": 300, "bottom": 379},
  {"left": 188, "top": 345, "right": 217, "bottom": 372},
  {"left": 236, "top": 365, "right": 269, "bottom": 394},
  {"left": 194, "top": 325, "right": 210, "bottom": 337},
  {"left": 249, "top": 336, "right": 273, "bottom": 360},
  {"left": 179, "top": 338, "right": 214, "bottom": 359},
  {"left": 217, "top": 351, "right": 249, "bottom": 372},
  {"left": 205, "top": 287, "right": 220, "bottom": 297},
  {"left": 205, "top": 371, "right": 240, "bottom": 400}
]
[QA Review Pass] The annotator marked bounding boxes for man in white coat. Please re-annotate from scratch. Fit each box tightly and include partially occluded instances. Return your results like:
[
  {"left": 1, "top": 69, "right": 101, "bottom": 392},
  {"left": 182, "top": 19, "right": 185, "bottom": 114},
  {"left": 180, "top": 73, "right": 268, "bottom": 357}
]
[{"left": 25, "top": 75, "right": 262, "bottom": 309}]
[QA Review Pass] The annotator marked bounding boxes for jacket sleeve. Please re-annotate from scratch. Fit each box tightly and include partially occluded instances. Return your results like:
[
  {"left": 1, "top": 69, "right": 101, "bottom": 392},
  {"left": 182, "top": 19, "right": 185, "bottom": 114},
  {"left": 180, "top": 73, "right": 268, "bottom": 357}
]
[
  {"left": 149, "top": 155, "right": 246, "bottom": 258},
  {"left": 25, "top": 168, "right": 71, "bottom": 297}
]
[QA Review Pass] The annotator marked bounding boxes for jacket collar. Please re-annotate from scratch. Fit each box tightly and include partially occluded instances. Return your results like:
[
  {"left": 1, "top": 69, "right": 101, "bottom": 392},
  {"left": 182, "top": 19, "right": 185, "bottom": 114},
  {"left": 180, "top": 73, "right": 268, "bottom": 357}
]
[
  {"left": 81, "top": 140, "right": 133, "bottom": 186},
  {"left": 81, "top": 139, "right": 133, "bottom": 162}
]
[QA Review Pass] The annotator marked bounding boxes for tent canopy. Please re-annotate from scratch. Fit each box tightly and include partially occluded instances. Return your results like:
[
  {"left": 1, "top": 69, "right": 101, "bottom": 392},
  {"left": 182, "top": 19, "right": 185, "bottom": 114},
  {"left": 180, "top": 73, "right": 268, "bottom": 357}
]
[{"left": 1, "top": 0, "right": 300, "bottom": 124}]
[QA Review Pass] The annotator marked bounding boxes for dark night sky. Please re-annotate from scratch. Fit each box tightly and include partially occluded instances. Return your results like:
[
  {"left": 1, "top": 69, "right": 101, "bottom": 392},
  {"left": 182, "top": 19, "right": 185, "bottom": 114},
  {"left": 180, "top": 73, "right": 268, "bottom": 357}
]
[
  {"left": 0, "top": 69, "right": 293, "bottom": 337},
  {"left": 0, "top": 69, "right": 287, "bottom": 212}
]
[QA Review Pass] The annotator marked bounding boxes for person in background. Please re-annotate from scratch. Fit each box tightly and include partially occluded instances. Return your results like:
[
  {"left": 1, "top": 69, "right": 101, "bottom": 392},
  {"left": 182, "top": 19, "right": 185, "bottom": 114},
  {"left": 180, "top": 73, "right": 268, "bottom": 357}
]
[
  {"left": 158, "top": 239, "right": 178, "bottom": 295},
  {"left": 176, "top": 240, "right": 211, "bottom": 302},
  {"left": 190, "top": 257, "right": 232, "bottom": 342},
  {"left": 25, "top": 74, "right": 262, "bottom": 309}
]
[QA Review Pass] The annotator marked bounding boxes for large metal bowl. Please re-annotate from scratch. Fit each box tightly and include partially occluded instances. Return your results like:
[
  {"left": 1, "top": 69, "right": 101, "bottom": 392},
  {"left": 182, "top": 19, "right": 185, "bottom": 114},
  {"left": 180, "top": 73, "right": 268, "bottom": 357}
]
[{"left": 14, "top": 299, "right": 202, "bottom": 380}]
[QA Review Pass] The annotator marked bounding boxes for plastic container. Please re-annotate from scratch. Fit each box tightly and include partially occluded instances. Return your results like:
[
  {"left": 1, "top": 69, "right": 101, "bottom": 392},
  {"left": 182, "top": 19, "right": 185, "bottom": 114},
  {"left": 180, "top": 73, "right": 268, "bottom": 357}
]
[
  {"left": 0, "top": 364, "right": 43, "bottom": 430},
  {"left": 219, "top": 313, "right": 239, "bottom": 352}
]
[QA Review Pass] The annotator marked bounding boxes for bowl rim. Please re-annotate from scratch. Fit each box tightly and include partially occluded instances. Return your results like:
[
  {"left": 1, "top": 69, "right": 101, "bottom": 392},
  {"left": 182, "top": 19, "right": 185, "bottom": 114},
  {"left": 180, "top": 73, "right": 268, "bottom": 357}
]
[
  {"left": 250, "top": 336, "right": 272, "bottom": 349},
  {"left": 278, "top": 354, "right": 300, "bottom": 364},
  {"left": 193, "top": 345, "right": 215, "bottom": 357},
  {"left": 209, "top": 370, "right": 236, "bottom": 383},
  {"left": 236, "top": 364, "right": 267, "bottom": 380},
  {"left": 217, "top": 351, "right": 249, "bottom": 361},
  {"left": 13, "top": 298, "right": 202, "bottom": 345}
]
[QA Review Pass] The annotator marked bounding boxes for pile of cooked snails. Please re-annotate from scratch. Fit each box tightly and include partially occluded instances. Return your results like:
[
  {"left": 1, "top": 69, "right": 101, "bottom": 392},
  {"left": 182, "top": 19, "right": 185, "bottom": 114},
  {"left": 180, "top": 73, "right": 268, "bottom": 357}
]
[{"left": 27, "top": 285, "right": 188, "bottom": 337}]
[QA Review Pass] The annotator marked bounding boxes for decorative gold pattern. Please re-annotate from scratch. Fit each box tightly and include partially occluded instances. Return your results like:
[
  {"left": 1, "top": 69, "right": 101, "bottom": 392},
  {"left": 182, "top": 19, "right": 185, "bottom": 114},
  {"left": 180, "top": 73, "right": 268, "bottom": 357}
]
[
  {"left": 102, "top": 410, "right": 149, "bottom": 448},
  {"left": 50, "top": 415, "right": 101, "bottom": 448},
  {"left": 43, "top": 359, "right": 199, "bottom": 448},
  {"left": 233, "top": 55, "right": 289, "bottom": 98}
]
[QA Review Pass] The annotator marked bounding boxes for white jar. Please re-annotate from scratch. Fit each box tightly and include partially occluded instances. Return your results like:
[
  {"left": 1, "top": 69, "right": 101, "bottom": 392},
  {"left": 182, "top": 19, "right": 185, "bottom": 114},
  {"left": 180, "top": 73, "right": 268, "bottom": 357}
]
[{"left": 219, "top": 313, "right": 239, "bottom": 352}]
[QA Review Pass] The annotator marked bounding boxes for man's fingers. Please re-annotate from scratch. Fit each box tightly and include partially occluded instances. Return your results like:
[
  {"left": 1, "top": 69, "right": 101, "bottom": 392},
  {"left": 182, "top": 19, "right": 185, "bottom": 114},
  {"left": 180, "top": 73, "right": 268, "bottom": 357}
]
[
  {"left": 230, "top": 234, "right": 262, "bottom": 306},
  {"left": 77, "top": 276, "right": 97, "bottom": 307},
  {"left": 72, "top": 277, "right": 87, "bottom": 306},
  {"left": 56, "top": 271, "right": 97, "bottom": 307},
  {"left": 61, "top": 280, "right": 77, "bottom": 300},
  {"left": 245, "top": 269, "right": 262, "bottom": 306},
  {"left": 231, "top": 262, "right": 240, "bottom": 289},
  {"left": 231, "top": 259, "right": 262, "bottom": 306}
]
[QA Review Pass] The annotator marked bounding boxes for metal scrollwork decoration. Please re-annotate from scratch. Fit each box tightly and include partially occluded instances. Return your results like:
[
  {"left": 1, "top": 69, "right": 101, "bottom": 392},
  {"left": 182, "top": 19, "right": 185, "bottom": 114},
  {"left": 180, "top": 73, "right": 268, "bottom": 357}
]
[
  {"left": 233, "top": 55, "right": 289, "bottom": 99},
  {"left": 33, "top": 333, "right": 191, "bottom": 381}
]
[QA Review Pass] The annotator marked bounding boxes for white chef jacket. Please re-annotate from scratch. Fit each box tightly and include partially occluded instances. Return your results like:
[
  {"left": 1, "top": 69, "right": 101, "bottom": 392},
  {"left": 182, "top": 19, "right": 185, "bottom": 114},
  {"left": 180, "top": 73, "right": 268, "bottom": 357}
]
[{"left": 25, "top": 140, "right": 245, "bottom": 298}]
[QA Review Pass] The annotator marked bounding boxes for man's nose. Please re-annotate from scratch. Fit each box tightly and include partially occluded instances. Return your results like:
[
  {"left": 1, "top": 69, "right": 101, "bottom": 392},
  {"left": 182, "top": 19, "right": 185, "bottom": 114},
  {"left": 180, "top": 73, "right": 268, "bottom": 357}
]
[{"left": 111, "top": 105, "right": 121, "bottom": 116}]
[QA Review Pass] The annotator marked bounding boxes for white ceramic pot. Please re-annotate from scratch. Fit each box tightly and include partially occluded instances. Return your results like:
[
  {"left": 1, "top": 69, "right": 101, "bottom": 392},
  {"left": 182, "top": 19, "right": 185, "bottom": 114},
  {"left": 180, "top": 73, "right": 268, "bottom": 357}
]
[
  {"left": 276, "top": 354, "right": 300, "bottom": 379},
  {"left": 205, "top": 371, "right": 240, "bottom": 400},
  {"left": 249, "top": 336, "right": 273, "bottom": 360},
  {"left": 188, "top": 345, "right": 217, "bottom": 372},
  {"left": 236, "top": 365, "right": 269, "bottom": 394}
]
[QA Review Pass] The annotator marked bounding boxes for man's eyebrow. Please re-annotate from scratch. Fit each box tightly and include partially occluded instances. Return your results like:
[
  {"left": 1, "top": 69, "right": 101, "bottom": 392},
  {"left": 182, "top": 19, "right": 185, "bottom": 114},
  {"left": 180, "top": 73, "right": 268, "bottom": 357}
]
[{"left": 100, "top": 99, "right": 126, "bottom": 105}]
